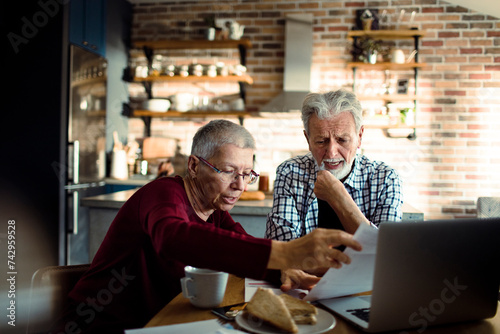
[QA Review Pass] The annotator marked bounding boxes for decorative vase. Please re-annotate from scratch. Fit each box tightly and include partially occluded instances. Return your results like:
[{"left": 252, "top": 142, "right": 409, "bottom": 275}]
[
  {"left": 367, "top": 51, "right": 377, "bottom": 64},
  {"left": 362, "top": 18, "right": 373, "bottom": 31}
]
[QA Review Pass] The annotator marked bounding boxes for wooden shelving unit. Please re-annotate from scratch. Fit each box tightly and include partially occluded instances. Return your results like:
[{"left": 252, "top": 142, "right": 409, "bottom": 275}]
[
  {"left": 125, "top": 39, "right": 254, "bottom": 136},
  {"left": 132, "top": 110, "right": 254, "bottom": 118},
  {"left": 357, "top": 94, "right": 419, "bottom": 102},
  {"left": 347, "top": 29, "right": 426, "bottom": 139},
  {"left": 132, "top": 74, "right": 253, "bottom": 85},
  {"left": 347, "top": 62, "right": 426, "bottom": 71},
  {"left": 133, "top": 39, "right": 252, "bottom": 50},
  {"left": 347, "top": 30, "right": 426, "bottom": 40}
]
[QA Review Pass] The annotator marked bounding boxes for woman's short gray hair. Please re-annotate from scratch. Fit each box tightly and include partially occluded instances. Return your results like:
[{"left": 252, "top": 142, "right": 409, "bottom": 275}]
[
  {"left": 191, "top": 119, "right": 256, "bottom": 159},
  {"left": 301, "top": 89, "right": 363, "bottom": 136}
]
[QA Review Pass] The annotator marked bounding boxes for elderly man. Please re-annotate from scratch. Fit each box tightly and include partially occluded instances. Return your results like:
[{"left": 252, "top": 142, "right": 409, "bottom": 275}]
[{"left": 265, "top": 89, "right": 403, "bottom": 291}]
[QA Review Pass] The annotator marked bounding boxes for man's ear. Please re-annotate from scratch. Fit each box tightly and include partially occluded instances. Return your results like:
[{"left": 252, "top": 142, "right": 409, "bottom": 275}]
[
  {"left": 187, "top": 155, "right": 199, "bottom": 178},
  {"left": 303, "top": 130, "right": 312, "bottom": 150},
  {"left": 357, "top": 125, "right": 364, "bottom": 148}
]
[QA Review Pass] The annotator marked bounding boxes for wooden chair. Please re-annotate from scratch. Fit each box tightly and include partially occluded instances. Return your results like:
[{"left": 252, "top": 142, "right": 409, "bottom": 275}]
[{"left": 26, "top": 264, "right": 90, "bottom": 334}]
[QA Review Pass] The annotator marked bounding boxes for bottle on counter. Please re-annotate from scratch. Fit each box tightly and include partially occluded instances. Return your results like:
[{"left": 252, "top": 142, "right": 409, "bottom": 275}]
[
  {"left": 258, "top": 172, "right": 269, "bottom": 193},
  {"left": 126, "top": 135, "right": 141, "bottom": 176}
]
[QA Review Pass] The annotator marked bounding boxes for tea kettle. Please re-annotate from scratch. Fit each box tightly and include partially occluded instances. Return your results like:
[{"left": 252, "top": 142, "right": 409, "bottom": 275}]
[
  {"left": 229, "top": 21, "right": 245, "bottom": 40},
  {"left": 391, "top": 49, "right": 405, "bottom": 64}
]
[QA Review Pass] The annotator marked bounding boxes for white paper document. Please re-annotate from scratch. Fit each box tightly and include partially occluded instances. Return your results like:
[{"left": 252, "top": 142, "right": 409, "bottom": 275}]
[
  {"left": 304, "top": 223, "right": 379, "bottom": 301},
  {"left": 125, "top": 319, "right": 244, "bottom": 334}
]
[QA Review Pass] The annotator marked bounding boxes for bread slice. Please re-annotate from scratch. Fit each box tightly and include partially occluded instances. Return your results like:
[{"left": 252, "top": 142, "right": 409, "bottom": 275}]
[
  {"left": 280, "top": 293, "right": 318, "bottom": 325},
  {"left": 279, "top": 293, "right": 318, "bottom": 316},
  {"left": 246, "top": 287, "right": 298, "bottom": 333},
  {"left": 291, "top": 313, "right": 317, "bottom": 325}
]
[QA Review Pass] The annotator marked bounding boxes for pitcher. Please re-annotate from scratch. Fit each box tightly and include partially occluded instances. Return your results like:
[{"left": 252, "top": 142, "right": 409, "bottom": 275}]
[{"left": 229, "top": 21, "right": 245, "bottom": 40}]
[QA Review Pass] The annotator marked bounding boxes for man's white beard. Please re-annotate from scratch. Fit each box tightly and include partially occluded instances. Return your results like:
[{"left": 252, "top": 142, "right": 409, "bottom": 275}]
[{"left": 318, "top": 158, "right": 354, "bottom": 180}]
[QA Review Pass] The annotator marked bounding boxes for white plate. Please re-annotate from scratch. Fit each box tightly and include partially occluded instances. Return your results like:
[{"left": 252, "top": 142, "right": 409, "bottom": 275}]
[{"left": 235, "top": 308, "right": 336, "bottom": 334}]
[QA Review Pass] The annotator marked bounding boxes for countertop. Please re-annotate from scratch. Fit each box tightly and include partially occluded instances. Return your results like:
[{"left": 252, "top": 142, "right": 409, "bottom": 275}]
[
  {"left": 81, "top": 188, "right": 273, "bottom": 215},
  {"left": 105, "top": 176, "right": 155, "bottom": 186},
  {"left": 81, "top": 188, "right": 422, "bottom": 219}
]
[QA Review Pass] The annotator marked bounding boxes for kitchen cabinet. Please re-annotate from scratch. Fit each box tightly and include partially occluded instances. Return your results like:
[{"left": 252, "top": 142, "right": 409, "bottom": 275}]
[
  {"left": 347, "top": 30, "right": 426, "bottom": 139},
  {"left": 124, "top": 39, "right": 254, "bottom": 136},
  {"left": 69, "top": 0, "right": 107, "bottom": 56}
]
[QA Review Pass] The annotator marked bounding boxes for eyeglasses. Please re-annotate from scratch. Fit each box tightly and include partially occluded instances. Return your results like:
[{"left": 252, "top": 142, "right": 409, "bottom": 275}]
[{"left": 197, "top": 156, "right": 259, "bottom": 185}]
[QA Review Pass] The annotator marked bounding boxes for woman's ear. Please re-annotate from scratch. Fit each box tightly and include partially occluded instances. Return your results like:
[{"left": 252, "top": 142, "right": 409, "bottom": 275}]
[{"left": 186, "top": 155, "right": 199, "bottom": 178}]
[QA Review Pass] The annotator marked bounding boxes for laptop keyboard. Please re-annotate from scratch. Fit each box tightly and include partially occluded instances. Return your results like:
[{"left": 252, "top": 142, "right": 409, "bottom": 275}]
[{"left": 346, "top": 307, "right": 370, "bottom": 322}]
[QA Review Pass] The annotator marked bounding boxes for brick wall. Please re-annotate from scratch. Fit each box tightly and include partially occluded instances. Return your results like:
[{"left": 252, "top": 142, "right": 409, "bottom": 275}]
[{"left": 129, "top": 0, "right": 500, "bottom": 219}]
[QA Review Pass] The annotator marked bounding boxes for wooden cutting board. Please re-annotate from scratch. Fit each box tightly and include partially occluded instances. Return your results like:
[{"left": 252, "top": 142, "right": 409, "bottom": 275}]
[
  {"left": 239, "top": 191, "right": 266, "bottom": 201},
  {"left": 142, "top": 137, "right": 178, "bottom": 159}
]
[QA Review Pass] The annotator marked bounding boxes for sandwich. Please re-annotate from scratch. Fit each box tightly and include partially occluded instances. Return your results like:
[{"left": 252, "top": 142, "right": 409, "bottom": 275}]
[
  {"left": 246, "top": 287, "right": 298, "bottom": 333},
  {"left": 246, "top": 287, "right": 318, "bottom": 333},
  {"left": 280, "top": 293, "right": 318, "bottom": 325}
]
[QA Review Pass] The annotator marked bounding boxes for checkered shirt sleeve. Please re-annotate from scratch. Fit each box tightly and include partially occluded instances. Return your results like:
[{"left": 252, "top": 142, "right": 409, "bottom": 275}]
[{"left": 265, "top": 154, "right": 318, "bottom": 240}]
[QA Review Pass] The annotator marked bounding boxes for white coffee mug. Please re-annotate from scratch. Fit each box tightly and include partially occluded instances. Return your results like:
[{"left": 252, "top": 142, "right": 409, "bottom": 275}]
[{"left": 180, "top": 266, "right": 228, "bottom": 308}]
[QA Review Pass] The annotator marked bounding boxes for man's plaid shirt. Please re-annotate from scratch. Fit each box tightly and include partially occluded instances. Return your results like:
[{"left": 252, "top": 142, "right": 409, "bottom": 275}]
[{"left": 265, "top": 152, "right": 403, "bottom": 241}]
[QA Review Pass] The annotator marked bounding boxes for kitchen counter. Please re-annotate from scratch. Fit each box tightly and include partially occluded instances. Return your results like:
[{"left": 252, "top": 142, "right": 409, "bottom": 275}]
[
  {"left": 81, "top": 188, "right": 273, "bottom": 215},
  {"left": 82, "top": 188, "right": 422, "bottom": 219},
  {"left": 82, "top": 188, "right": 423, "bottom": 260},
  {"left": 81, "top": 189, "right": 276, "bottom": 259},
  {"left": 104, "top": 176, "right": 155, "bottom": 186}
]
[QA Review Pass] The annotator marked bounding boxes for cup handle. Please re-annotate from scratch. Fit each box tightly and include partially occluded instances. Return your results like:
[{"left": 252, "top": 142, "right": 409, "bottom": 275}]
[{"left": 181, "top": 277, "right": 194, "bottom": 299}]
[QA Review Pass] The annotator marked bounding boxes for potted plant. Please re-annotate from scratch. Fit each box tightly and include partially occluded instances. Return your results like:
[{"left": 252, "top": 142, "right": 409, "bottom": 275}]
[
  {"left": 400, "top": 107, "right": 415, "bottom": 125},
  {"left": 203, "top": 15, "right": 218, "bottom": 40},
  {"left": 351, "top": 37, "right": 383, "bottom": 64}
]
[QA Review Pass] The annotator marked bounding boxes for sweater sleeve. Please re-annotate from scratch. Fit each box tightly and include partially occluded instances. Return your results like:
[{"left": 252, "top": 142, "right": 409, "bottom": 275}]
[{"left": 138, "top": 178, "right": 272, "bottom": 280}]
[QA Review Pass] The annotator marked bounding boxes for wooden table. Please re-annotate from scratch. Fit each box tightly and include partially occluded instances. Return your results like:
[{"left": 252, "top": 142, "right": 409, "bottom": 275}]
[{"left": 146, "top": 275, "right": 500, "bottom": 333}]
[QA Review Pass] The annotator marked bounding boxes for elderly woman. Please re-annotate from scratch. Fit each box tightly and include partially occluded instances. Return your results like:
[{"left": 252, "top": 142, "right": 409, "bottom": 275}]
[{"left": 52, "top": 120, "right": 361, "bottom": 333}]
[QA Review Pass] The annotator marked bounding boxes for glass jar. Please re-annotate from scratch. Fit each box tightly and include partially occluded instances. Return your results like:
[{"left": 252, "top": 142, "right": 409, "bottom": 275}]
[
  {"left": 179, "top": 65, "right": 189, "bottom": 77},
  {"left": 207, "top": 65, "right": 217, "bottom": 77}
]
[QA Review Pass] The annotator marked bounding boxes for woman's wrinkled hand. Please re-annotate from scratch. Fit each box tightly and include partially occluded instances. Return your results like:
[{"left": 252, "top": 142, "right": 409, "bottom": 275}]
[{"left": 280, "top": 269, "right": 321, "bottom": 293}]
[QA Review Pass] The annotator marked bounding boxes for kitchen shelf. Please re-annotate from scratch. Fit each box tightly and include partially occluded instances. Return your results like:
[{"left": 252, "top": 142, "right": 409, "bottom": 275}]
[
  {"left": 132, "top": 74, "right": 253, "bottom": 85},
  {"left": 347, "top": 62, "right": 426, "bottom": 71},
  {"left": 133, "top": 39, "right": 252, "bottom": 50},
  {"left": 347, "top": 29, "right": 426, "bottom": 40},
  {"left": 364, "top": 123, "right": 420, "bottom": 129},
  {"left": 357, "top": 94, "right": 419, "bottom": 102},
  {"left": 132, "top": 110, "right": 255, "bottom": 118}
]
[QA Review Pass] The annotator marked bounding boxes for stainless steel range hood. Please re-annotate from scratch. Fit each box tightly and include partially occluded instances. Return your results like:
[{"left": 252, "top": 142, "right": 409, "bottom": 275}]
[{"left": 260, "top": 13, "right": 313, "bottom": 113}]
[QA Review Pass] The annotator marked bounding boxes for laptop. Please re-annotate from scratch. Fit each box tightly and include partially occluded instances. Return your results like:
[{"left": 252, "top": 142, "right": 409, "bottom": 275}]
[{"left": 319, "top": 218, "right": 500, "bottom": 333}]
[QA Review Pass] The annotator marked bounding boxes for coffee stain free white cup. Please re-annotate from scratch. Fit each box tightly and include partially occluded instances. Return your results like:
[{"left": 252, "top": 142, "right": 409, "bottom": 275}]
[{"left": 180, "top": 266, "right": 229, "bottom": 308}]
